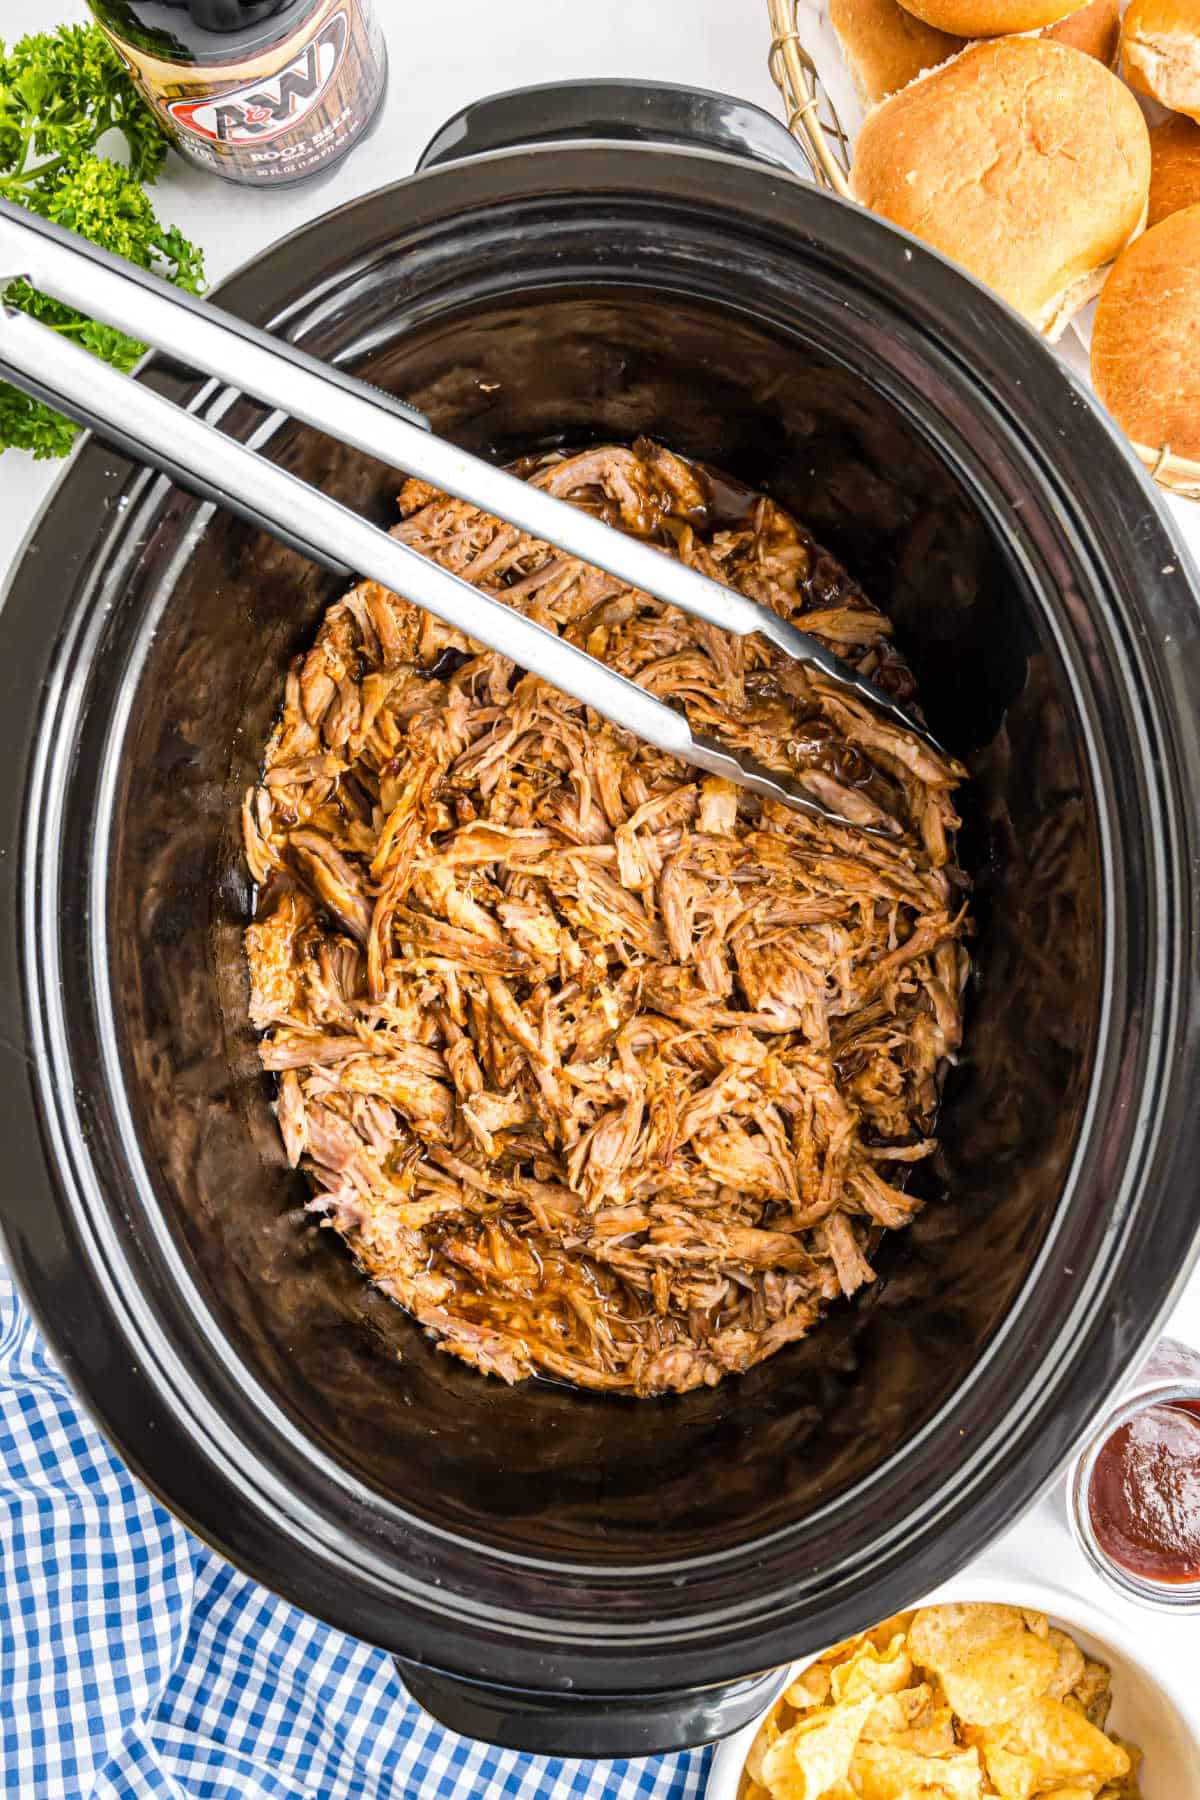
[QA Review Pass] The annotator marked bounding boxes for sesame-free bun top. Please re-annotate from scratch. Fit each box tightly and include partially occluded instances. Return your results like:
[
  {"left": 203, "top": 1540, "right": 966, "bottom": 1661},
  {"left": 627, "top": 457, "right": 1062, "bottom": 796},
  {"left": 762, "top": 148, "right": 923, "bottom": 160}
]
[
  {"left": 830, "top": 0, "right": 964, "bottom": 103},
  {"left": 1149, "top": 115, "right": 1200, "bottom": 226},
  {"left": 894, "top": 0, "right": 1083, "bottom": 37},
  {"left": 1043, "top": 0, "right": 1120, "bottom": 66},
  {"left": 852, "top": 39, "right": 1151, "bottom": 335},
  {"left": 1123, "top": 0, "right": 1200, "bottom": 123},
  {"left": 1091, "top": 204, "right": 1200, "bottom": 462},
  {"left": 828, "top": 0, "right": 1116, "bottom": 103}
]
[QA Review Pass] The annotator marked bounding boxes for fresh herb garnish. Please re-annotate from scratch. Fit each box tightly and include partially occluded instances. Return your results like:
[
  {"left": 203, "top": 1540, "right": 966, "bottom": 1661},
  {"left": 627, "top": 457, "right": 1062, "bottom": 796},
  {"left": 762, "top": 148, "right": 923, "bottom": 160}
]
[{"left": 0, "top": 22, "right": 204, "bottom": 458}]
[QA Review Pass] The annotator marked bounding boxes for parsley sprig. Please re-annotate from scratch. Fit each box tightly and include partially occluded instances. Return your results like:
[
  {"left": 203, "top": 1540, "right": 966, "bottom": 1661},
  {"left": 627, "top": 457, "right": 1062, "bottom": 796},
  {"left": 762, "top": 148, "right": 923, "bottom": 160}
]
[{"left": 0, "top": 23, "right": 205, "bottom": 458}]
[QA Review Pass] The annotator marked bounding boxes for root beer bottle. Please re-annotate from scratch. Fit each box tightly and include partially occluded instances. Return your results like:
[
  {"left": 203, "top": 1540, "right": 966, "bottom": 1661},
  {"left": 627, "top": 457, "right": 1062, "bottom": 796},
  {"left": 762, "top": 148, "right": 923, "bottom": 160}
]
[{"left": 88, "top": 1, "right": 387, "bottom": 187}]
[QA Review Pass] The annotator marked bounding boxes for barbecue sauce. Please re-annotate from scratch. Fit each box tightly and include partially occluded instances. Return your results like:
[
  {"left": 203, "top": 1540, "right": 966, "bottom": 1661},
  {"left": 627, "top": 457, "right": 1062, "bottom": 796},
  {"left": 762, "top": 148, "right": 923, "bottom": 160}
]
[{"left": 1088, "top": 1400, "right": 1200, "bottom": 1584}]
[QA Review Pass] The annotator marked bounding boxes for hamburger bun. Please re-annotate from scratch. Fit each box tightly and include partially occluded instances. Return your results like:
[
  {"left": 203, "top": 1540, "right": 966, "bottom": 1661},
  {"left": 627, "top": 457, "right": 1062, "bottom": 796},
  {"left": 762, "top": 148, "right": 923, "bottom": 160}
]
[
  {"left": 829, "top": 0, "right": 1116, "bottom": 103},
  {"left": 893, "top": 0, "right": 1083, "bottom": 37},
  {"left": 852, "top": 39, "right": 1151, "bottom": 336},
  {"left": 830, "top": 0, "right": 964, "bottom": 103},
  {"left": 1149, "top": 114, "right": 1200, "bottom": 225},
  {"left": 1042, "top": 0, "right": 1120, "bottom": 65},
  {"left": 1091, "top": 205, "right": 1200, "bottom": 463},
  {"left": 1123, "top": 0, "right": 1200, "bottom": 122}
]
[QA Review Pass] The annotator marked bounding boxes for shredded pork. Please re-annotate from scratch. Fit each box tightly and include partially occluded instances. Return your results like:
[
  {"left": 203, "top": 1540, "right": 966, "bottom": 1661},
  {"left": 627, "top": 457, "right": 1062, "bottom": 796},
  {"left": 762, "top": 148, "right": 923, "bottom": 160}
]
[{"left": 242, "top": 440, "right": 969, "bottom": 1395}]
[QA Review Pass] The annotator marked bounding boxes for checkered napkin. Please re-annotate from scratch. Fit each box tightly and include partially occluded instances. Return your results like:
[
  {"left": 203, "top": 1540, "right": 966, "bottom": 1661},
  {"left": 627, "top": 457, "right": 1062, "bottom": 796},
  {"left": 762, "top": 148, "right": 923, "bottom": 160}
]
[{"left": 0, "top": 1273, "right": 710, "bottom": 1800}]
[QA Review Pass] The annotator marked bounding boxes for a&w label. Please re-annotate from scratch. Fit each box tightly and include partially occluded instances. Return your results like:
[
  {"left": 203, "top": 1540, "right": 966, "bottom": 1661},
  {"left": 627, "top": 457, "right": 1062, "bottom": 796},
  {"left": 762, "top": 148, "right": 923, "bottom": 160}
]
[
  {"left": 93, "top": 0, "right": 387, "bottom": 188},
  {"left": 166, "top": 14, "right": 346, "bottom": 148}
]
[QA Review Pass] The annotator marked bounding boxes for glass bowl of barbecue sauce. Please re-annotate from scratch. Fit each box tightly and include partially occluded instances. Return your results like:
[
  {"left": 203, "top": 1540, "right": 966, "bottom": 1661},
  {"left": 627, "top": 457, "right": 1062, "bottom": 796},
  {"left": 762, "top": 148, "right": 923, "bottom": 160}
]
[{"left": 1070, "top": 1338, "right": 1200, "bottom": 1610}]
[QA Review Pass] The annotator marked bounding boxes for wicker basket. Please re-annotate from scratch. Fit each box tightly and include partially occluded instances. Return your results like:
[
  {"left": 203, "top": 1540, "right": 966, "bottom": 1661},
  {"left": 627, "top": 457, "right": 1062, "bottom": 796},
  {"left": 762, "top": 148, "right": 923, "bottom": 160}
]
[{"left": 766, "top": 0, "right": 1200, "bottom": 503}]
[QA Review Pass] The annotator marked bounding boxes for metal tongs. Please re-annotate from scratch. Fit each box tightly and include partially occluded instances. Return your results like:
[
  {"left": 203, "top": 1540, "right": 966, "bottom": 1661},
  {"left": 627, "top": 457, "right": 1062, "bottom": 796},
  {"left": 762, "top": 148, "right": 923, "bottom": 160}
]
[{"left": 0, "top": 199, "right": 944, "bottom": 830}]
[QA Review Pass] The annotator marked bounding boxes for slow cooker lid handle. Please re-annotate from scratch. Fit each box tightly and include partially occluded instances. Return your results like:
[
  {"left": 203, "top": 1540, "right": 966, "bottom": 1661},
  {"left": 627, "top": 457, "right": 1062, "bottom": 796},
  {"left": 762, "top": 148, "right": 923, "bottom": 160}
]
[
  {"left": 394, "top": 1655, "right": 788, "bottom": 1757},
  {"left": 415, "top": 79, "right": 814, "bottom": 181}
]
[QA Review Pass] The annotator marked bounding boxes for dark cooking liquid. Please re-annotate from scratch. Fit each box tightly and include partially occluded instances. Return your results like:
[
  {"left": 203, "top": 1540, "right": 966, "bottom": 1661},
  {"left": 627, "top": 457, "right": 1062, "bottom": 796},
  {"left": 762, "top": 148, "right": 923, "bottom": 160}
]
[{"left": 1088, "top": 1399, "right": 1200, "bottom": 1583}]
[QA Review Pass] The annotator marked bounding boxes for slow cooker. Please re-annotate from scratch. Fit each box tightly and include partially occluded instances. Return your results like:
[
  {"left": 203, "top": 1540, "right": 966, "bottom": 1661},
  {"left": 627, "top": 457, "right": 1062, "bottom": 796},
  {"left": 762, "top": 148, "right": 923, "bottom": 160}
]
[{"left": 2, "top": 82, "right": 1200, "bottom": 1757}]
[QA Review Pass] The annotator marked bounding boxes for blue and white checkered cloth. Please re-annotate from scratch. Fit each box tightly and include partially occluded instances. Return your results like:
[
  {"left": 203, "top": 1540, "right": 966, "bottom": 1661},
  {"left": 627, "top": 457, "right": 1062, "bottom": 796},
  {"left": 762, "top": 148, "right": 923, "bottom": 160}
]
[{"left": 0, "top": 1273, "right": 710, "bottom": 1800}]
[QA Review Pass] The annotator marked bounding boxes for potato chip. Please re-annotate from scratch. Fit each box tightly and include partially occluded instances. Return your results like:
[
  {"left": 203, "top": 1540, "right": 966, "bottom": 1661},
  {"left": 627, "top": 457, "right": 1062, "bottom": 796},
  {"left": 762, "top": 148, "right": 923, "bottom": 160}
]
[
  {"left": 1071, "top": 1658, "right": 1113, "bottom": 1729},
  {"left": 909, "top": 1604, "right": 1024, "bottom": 1658},
  {"left": 907, "top": 1603, "right": 1059, "bottom": 1726},
  {"left": 880, "top": 1793, "right": 960, "bottom": 1800},
  {"left": 865, "top": 1613, "right": 919, "bottom": 1654},
  {"left": 1098, "top": 1754, "right": 1144, "bottom": 1800},
  {"left": 761, "top": 1697, "right": 875, "bottom": 1800},
  {"left": 1002, "top": 1695, "right": 1131, "bottom": 1788},
  {"left": 1112, "top": 1734, "right": 1144, "bottom": 1788},
  {"left": 983, "top": 1743, "right": 1042, "bottom": 1800},
  {"left": 882, "top": 1713, "right": 961, "bottom": 1761},
  {"left": 850, "top": 1740, "right": 984, "bottom": 1800},
  {"left": 830, "top": 1637, "right": 914, "bottom": 1704},
  {"left": 785, "top": 1665, "right": 832, "bottom": 1711},
  {"left": 745, "top": 1710, "right": 783, "bottom": 1785},
  {"left": 1046, "top": 1629, "right": 1087, "bottom": 1702},
  {"left": 862, "top": 1685, "right": 934, "bottom": 1740}
]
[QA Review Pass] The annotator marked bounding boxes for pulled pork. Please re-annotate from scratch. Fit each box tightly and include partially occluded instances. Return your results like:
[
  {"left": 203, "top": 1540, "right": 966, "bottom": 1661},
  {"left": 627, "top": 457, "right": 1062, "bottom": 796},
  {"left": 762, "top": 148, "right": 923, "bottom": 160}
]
[{"left": 243, "top": 440, "right": 969, "bottom": 1395}]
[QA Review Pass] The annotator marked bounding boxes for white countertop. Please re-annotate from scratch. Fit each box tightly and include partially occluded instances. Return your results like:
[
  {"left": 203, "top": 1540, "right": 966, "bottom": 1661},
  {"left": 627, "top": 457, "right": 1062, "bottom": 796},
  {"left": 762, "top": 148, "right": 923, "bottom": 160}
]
[{"left": 4, "top": 0, "right": 1200, "bottom": 1693}]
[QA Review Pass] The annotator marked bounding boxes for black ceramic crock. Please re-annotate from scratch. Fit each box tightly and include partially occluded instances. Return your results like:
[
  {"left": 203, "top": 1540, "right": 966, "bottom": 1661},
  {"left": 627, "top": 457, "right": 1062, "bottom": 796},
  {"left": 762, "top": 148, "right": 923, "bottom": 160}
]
[{"left": 2, "top": 80, "right": 1200, "bottom": 1759}]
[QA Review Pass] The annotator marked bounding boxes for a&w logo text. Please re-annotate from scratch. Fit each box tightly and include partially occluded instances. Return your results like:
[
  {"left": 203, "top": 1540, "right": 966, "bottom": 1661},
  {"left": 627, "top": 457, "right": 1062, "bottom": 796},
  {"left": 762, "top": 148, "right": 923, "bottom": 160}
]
[{"left": 167, "top": 13, "right": 347, "bottom": 146}]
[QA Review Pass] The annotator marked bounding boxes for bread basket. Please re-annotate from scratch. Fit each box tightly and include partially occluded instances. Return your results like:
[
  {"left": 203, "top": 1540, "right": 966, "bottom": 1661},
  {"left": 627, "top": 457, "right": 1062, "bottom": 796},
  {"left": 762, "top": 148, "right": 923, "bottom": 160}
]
[{"left": 766, "top": 0, "right": 1200, "bottom": 503}]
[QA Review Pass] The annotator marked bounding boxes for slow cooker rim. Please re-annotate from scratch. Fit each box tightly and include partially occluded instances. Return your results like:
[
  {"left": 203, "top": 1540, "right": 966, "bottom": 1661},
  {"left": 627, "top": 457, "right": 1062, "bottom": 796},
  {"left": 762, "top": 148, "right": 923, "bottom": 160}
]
[
  {"left": 2, "top": 146, "right": 1199, "bottom": 1692},
  {"left": 75, "top": 251, "right": 1144, "bottom": 1588}
]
